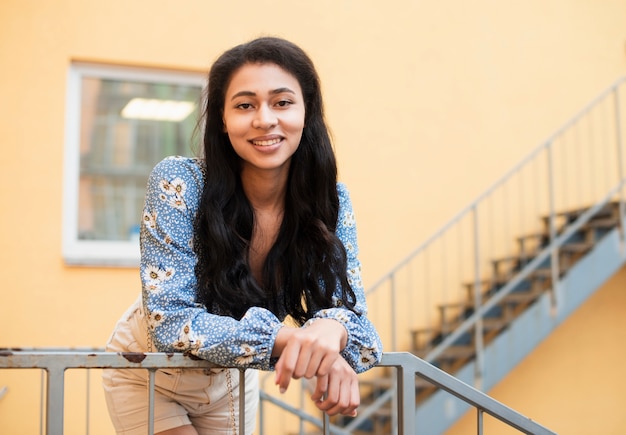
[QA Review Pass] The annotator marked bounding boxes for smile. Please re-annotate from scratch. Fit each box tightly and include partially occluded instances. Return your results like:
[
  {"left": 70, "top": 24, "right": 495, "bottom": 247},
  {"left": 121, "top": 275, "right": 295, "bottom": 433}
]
[{"left": 251, "top": 138, "right": 282, "bottom": 146}]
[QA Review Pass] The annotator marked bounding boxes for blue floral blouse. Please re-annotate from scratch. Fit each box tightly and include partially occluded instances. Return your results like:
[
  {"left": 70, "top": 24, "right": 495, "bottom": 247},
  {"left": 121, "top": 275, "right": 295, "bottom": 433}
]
[{"left": 140, "top": 156, "right": 382, "bottom": 373}]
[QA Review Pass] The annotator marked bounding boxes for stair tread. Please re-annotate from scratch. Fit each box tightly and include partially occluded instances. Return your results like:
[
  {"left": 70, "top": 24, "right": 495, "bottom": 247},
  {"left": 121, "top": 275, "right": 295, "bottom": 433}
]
[
  {"left": 541, "top": 201, "right": 618, "bottom": 221},
  {"left": 439, "top": 286, "right": 543, "bottom": 310},
  {"left": 360, "top": 375, "right": 430, "bottom": 390}
]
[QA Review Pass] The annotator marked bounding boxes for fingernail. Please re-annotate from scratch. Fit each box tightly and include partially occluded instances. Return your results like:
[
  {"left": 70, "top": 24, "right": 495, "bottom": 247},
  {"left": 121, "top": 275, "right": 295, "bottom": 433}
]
[{"left": 280, "top": 387, "right": 286, "bottom": 394}]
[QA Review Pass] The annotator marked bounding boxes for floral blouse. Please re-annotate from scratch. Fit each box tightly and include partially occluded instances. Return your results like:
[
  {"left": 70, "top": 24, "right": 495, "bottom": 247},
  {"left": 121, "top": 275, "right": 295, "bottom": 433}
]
[{"left": 140, "top": 156, "right": 382, "bottom": 373}]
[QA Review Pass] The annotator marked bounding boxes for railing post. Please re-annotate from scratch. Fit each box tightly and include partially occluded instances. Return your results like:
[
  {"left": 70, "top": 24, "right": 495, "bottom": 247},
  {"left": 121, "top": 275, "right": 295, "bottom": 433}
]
[
  {"left": 148, "top": 369, "right": 156, "bottom": 435},
  {"left": 322, "top": 412, "right": 330, "bottom": 435},
  {"left": 546, "top": 141, "right": 560, "bottom": 314},
  {"left": 390, "top": 274, "right": 397, "bottom": 352},
  {"left": 472, "top": 205, "right": 484, "bottom": 390},
  {"left": 45, "top": 365, "right": 65, "bottom": 435},
  {"left": 614, "top": 84, "right": 626, "bottom": 249},
  {"left": 395, "top": 359, "right": 417, "bottom": 434},
  {"left": 85, "top": 370, "right": 91, "bottom": 435},
  {"left": 39, "top": 370, "right": 45, "bottom": 435}
]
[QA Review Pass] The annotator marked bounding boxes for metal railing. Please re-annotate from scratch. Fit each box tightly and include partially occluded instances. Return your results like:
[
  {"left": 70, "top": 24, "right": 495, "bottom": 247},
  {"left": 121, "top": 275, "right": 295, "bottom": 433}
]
[
  {"left": 0, "top": 348, "right": 556, "bottom": 435},
  {"left": 310, "top": 76, "right": 626, "bottom": 433},
  {"left": 364, "top": 76, "right": 626, "bottom": 363},
  {"left": 4, "top": 79, "right": 615, "bottom": 435}
]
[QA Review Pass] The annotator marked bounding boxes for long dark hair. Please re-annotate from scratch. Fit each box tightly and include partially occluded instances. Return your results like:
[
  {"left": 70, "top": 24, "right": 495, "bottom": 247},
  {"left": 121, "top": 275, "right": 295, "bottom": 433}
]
[{"left": 194, "top": 37, "right": 356, "bottom": 323}]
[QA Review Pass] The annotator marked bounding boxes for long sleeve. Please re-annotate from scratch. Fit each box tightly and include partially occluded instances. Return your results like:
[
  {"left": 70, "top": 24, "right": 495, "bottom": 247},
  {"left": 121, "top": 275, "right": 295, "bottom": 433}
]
[
  {"left": 140, "top": 156, "right": 283, "bottom": 370},
  {"left": 140, "top": 157, "right": 382, "bottom": 373},
  {"left": 306, "top": 183, "right": 383, "bottom": 373}
]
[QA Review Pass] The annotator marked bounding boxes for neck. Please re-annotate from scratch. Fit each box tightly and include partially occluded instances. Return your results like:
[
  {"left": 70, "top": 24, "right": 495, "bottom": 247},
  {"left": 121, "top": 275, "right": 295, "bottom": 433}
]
[{"left": 240, "top": 166, "right": 288, "bottom": 212}]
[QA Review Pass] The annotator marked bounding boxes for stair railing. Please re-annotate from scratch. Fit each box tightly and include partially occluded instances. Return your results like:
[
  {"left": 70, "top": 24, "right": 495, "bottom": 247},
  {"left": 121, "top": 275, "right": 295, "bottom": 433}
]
[
  {"left": 364, "top": 76, "right": 625, "bottom": 380},
  {"left": 0, "top": 349, "right": 557, "bottom": 435},
  {"left": 4, "top": 80, "right": 622, "bottom": 435},
  {"left": 264, "top": 75, "right": 625, "bottom": 434}
]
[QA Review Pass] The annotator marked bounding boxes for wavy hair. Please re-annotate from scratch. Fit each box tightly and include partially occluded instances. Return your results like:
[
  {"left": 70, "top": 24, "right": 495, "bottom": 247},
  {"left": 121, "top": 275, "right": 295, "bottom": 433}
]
[{"left": 194, "top": 37, "right": 356, "bottom": 323}]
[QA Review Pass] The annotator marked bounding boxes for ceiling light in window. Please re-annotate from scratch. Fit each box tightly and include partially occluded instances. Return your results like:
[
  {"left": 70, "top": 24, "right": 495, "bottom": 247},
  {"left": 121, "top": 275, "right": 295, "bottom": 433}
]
[{"left": 121, "top": 98, "right": 196, "bottom": 121}]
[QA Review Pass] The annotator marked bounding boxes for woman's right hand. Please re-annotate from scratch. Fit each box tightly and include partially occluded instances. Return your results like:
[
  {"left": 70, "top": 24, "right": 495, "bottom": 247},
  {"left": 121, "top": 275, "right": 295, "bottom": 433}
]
[{"left": 273, "top": 319, "right": 348, "bottom": 394}]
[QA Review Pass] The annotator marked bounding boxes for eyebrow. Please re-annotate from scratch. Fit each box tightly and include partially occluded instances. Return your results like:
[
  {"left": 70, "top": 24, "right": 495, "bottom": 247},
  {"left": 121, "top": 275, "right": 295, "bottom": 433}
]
[{"left": 230, "top": 87, "right": 296, "bottom": 101}]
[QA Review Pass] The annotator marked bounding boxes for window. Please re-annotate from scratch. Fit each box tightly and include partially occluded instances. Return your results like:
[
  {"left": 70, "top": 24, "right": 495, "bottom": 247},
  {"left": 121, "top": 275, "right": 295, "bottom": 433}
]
[{"left": 62, "top": 62, "right": 205, "bottom": 266}]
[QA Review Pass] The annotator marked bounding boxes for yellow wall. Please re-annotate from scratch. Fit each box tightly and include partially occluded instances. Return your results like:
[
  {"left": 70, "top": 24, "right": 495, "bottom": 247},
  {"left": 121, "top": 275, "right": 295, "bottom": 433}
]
[{"left": 1, "top": 0, "right": 625, "bottom": 434}]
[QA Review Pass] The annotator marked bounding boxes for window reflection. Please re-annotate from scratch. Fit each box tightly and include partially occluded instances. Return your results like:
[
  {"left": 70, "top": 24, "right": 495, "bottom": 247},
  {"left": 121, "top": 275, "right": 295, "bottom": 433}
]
[{"left": 77, "top": 77, "right": 201, "bottom": 242}]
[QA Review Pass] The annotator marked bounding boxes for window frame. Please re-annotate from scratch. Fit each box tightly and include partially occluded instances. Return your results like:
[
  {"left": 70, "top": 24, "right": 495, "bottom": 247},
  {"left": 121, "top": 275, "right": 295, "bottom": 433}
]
[{"left": 62, "top": 62, "right": 205, "bottom": 267}]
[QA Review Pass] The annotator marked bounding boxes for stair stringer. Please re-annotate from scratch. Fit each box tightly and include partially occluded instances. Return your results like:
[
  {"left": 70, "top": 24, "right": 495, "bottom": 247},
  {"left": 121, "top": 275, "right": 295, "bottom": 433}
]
[{"left": 414, "top": 219, "right": 626, "bottom": 435}]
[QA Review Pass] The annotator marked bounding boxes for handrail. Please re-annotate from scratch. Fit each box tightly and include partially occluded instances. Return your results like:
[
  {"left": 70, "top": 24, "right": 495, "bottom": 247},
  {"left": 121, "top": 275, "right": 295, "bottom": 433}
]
[
  {"left": 425, "top": 186, "right": 621, "bottom": 362},
  {"left": 0, "top": 349, "right": 556, "bottom": 435},
  {"left": 365, "top": 75, "right": 626, "bottom": 296},
  {"left": 365, "top": 76, "right": 625, "bottom": 355},
  {"left": 0, "top": 348, "right": 245, "bottom": 435},
  {"left": 383, "top": 352, "right": 556, "bottom": 435},
  {"left": 352, "top": 75, "right": 626, "bottom": 433},
  {"left": 5, "top": 80, "right": 619, "bottom": 435}
]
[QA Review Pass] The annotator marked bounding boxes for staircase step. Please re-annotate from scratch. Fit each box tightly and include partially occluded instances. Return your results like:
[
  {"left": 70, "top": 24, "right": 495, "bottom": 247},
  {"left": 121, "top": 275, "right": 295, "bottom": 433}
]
[
  {"left": 542, "top": 207, "right": 620, "bottom": 237},
  {"left": 541, "top": 201, "right": 618, "bottom": 224},
  {"left": 584, "top": 216, "right": 620, "bottom": 230},
  {"left": 410, "top": 327, "right": 436, "bottom": 350},
  {"left": 360, "top": 374, "right": 431, "bottom": 391},
  {"left": 440, "top": 285, "right": 542, "bottom": 315},
  {"left": 437, "top": 344, "right": 474, "bottom": 360},
  {"left": 560, "top": 241, "right": 594, "bottom": 252}
]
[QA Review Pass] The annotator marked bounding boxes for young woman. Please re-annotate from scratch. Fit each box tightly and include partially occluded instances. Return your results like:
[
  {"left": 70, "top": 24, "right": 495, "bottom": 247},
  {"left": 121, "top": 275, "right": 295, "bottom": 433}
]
[{"left": 102, "top": 36, "right": 382, "bottom": 435}]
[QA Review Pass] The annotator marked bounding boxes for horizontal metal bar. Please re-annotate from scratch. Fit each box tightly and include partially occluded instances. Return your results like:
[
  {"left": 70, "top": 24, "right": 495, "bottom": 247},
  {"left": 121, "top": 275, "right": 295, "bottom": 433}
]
[
  {"left": 0, "top": 349, "right": 220, "bottom": 370},
  {"left": 258, "top": 391, "right": 350, "bottom": 435},
  {"left": 1, "top": 349, "right": 557, "bottom": 435}
]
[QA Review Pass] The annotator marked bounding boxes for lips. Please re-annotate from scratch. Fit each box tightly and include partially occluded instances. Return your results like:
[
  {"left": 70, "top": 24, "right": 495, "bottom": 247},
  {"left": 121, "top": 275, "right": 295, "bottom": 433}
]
[{"left": 251, "top": 137, "right": 282, "bottom": 146}]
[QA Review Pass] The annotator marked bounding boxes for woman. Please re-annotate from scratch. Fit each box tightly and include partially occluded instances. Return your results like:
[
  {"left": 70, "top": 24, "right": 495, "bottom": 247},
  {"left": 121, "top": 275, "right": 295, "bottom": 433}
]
[{"left": 103, "top": 36, "right": 382, "bottom": 435}]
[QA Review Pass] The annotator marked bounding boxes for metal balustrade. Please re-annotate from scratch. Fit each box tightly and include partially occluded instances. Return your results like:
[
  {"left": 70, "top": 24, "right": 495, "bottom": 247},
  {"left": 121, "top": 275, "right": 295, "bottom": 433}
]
[
  {"left": 354, "top": 76, "right": 625, "bottom": 430},
  {"left": 364, "top": 76, "right": 625, "bottom": 360},
  {"left": 0, "top": 348, "right": 556, "bottom": 435}
]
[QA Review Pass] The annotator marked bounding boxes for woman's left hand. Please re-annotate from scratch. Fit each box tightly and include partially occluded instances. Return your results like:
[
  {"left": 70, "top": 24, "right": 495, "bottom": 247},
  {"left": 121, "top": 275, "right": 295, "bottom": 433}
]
[{"left": 310, "top": 356, "right": 360, "bottom": 417}]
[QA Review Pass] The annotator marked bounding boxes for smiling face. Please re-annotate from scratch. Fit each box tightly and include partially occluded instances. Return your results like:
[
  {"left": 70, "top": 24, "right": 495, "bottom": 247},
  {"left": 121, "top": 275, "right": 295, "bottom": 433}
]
[{"left": 223, "top": 62, "right": 306, "bottom": 176}]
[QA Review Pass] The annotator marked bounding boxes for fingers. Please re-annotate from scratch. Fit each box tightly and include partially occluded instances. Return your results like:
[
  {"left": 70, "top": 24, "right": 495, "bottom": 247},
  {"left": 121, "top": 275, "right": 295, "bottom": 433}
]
[
  {"left": 274, "top": 322, "right": 343, "bottom": 393},
  {"left": 312, "top": 358, "right": 360, "bottom": 417},
  {"left": 275, "top": 335, "right": 328, "bottom": 392},
  {"left": 274, "top": 339, "right": 300, "bottom": 393},
  {"left": 310, "top": 373, "right": 329, "bottom": 402}
]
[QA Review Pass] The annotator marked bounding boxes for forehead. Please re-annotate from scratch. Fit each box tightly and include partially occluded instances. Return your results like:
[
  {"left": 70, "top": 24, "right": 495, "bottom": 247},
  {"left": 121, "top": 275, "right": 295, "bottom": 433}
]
[{"left": 226, "top": 62, "right": 303, "bottom": 97}]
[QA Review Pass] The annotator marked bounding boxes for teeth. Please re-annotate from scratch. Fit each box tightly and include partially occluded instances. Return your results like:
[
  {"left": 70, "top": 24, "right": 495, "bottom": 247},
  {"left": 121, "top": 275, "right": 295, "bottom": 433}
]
[{"left": 253, "top": 138, "right": 281, "bottom": 146}]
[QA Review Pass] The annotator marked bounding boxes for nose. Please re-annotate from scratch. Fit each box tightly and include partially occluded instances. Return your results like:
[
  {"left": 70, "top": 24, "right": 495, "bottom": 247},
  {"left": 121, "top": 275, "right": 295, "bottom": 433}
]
[{"left": 252, "top": 104, "right": 277, "bottom": 129}]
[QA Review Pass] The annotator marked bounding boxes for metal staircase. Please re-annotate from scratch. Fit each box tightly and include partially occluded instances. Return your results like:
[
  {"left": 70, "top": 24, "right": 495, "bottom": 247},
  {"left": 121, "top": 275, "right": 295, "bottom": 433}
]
[
  {"left": 319, "top": 76, "right": 626, "bottom": 434},
  {"left": 414, "top": 201, "right": 621, "bottom": 384},
  {"left": 354, "top": 199, "right": 626, "bottom": 434}
]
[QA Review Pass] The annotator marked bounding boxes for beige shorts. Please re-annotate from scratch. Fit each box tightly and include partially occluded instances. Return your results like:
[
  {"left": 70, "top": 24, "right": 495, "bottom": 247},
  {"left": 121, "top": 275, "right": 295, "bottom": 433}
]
[{"left": 102, "top": 296, "right": 259, "bottom": 435}]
